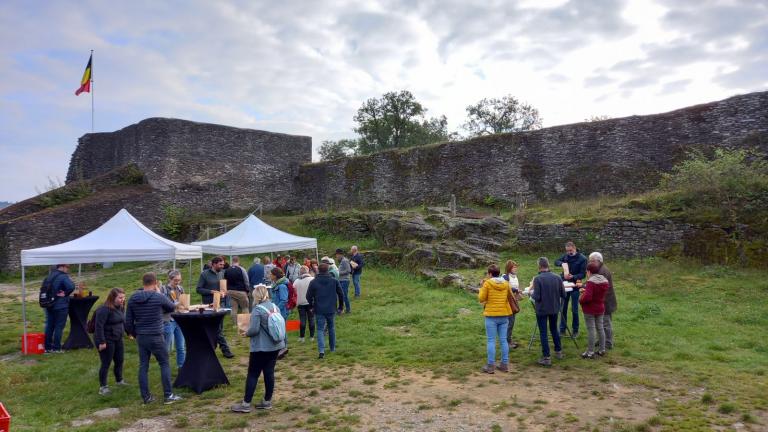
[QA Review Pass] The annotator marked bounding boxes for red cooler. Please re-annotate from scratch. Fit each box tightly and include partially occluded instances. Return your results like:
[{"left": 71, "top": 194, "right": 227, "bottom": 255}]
[
  {"left": 21, "top": 332, "right": 45, "bottom": 355},
  {"left": 0, "top": 402, "right": 10, "bottom": 432}
]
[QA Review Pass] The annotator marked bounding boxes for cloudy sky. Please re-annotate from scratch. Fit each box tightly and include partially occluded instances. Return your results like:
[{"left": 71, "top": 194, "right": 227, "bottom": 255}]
[{"left": 1, "top": 0, "right": 766, "bottom": 202}]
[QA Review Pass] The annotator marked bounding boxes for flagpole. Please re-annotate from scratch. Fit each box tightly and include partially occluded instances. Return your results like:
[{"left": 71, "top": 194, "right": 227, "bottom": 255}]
[{"left": 90, "top": 49, "right": 94, "bottom": 132}]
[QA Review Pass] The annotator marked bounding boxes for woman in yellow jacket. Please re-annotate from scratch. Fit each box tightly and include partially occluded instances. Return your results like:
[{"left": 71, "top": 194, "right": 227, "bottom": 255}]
[{"left": 478, "top": 264, "right": 512, "bottom": 373}]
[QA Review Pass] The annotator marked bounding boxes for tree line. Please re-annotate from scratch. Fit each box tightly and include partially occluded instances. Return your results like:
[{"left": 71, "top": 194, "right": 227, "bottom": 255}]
[{"left": 318, "top": 91, "right": 543, "bottom": 161}]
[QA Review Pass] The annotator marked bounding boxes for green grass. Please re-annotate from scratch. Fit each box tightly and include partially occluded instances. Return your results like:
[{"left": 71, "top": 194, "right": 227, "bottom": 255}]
[{"left": 0, "top": 243, "right": 766, "bottom": 429}]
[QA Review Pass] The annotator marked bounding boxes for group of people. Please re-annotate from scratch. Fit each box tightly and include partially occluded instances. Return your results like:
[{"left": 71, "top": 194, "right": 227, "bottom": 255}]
[{"left": 479, "top": 241, "right": 616, "bottom": 371}]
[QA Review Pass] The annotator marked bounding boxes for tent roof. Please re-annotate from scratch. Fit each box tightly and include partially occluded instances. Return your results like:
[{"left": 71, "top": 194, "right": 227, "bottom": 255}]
[
  {"left": 192, "top": 214, "right": 317, "bottom": 255},
  {"left": 20, "top": 209, "right": 202, "bottom": 266}
]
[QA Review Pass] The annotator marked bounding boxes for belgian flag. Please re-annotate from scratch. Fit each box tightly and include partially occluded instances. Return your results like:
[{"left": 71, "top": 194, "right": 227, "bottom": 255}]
[{"left": 75, "top": 53, "right": 92, "bottom": 96}]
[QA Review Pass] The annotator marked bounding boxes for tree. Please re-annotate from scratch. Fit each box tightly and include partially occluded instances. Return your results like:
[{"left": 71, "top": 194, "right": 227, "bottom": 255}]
[
  {"left": 318, "top": 139, "right": 359, "bottom": 161},
  {"left": 585, "top": 115, "right": 611, "bottom": 122},
  {"left": 353, "top": 90, "right": 451, "bottom": 154},
  {"left": 462, "top": 95, "right": 542, "bottom": 137}
]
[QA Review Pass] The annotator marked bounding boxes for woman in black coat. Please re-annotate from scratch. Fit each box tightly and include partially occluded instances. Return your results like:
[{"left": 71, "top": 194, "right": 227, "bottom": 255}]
[{"left": 94, "top": 287, "right": 126, "bottom": 395}]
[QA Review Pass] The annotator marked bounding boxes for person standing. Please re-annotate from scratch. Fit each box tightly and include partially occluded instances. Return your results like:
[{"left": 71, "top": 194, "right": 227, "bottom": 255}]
[
  {"left": 293, "top": 266, "right": 315, "bottom": 342},
  {"left": 248, "top": 257, "right": 266, "bottom": 287},
  {"left": 43, "top": 264, "right": 76, "bottom": 353},
  {"left": 502, "top": 260, "right": 521, "bottom": 349},
  {"left": 321, "top": 257, "right": 340, "bottom": 279},
  {"left": 160, "top": 270, "right": 186, "bottom": 369},
  {"left": 349, "top": 245, "right": 364, "bottom": 298},
  {"left": 555, "top": 241, "right": 587, "bottom": 337},
  {"left": 268, "top": 267, "right": 290, "bottom": 319},
  {"left": 306, "top": 263, "right": 343, "bottom": 359},
  {"left": 589, "top": 252, "right": 616, "bottom": 350},
  {"left": 579, "top": 262, "right": 609, "bottom": 359},
  {"left": 230, "top": 285, "right": 286, "bottom": 413},
  {"left": 478, "top": 264, "right": 512, "bottom": 373},
  {"left": 335, "top": 248, "right": 352, "bottom": 314},
  {"left": 125, "top": 273, "right": 182, "bottom": 404},
  {"left": 94, "top": 288, "right": 127, "bottom": 395},
  {"left": 263, "top": 256, "right": 276, "bottom": 281},
  {"left": 284, "top": 256, "right": 301, "bottom": 283},
  {"left": 531, "top": 257, "right": 566, "bottom": 366},
  {"left": 196, "top": 256, "right": 234, "bottom": 358},
  {"left": 225, "top": 256, "right": 251, "bottom": 324}
]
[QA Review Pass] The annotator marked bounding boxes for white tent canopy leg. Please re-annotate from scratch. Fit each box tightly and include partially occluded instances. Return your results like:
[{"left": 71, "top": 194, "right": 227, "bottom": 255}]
[{"left": 21, "top": 266, "right": 27, "bottom": 353}]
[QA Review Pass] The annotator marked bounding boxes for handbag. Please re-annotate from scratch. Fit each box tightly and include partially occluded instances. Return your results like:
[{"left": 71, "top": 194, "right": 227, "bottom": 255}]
[{"left": 508, "top": 289, "right": 521, "bottom": 314}]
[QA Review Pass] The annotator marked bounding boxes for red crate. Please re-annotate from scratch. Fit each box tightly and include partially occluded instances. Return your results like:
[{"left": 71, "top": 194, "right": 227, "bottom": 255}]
[
  {"left": 0, "top": 402, "right": 10, "bottom": 432},
  {"left": 21, "top": 333, "right": 45, "bottom": 355},
  {"left": 286, "top": 320, "right": 300, "bottom": 332}
]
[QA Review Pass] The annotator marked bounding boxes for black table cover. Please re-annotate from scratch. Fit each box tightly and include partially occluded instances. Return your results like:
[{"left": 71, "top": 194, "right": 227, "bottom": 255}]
[
  {"left": 63, "top": 295, "right": 99, "bottom": 350},
  {"left": 172, "top": 310, "right": 230, "bottom": 393}
]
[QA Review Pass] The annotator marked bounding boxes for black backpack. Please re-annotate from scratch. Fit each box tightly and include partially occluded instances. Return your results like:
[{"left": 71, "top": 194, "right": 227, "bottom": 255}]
[{"left": 38, "top": 272, "right": 62, "bottom": 308}]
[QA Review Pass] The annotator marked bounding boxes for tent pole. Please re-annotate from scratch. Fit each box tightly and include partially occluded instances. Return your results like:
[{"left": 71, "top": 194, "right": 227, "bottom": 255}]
[
  {"left": 315, "top": 248, "right": 319, "bottom": 262},
  {"left": 173, "top": 260, "right": 176, "bottom": 271},
  {"left": 78, "top": 264, "right": 81, "bottom": 277},
  {"left": 21, "top": 266, "right": 27, "bottom": 354},
  {"left": 188, "top": 259, "right": 192, "bottom": 287}
]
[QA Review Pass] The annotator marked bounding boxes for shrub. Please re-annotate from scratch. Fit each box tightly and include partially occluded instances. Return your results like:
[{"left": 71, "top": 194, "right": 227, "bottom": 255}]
[
  {"left": 35, "top": 177, "right": 92, "bottom": 208},
  {"left": 159, "top": 205, "right": 188, "bottom": 240}
]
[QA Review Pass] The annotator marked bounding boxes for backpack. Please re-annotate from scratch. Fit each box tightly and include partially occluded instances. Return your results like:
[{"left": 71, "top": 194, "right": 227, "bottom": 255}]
[
  {"left": 87, "top": 311, "right": 97, "bottom": 334},
  {"left": 286, "top": 280, "right": 298, "bottom": 311},
  {"left": 256, "top": 303, "right": 286, "bottom": 343},
  {"left": 39, "top": 272, "right": 62, "bottom": 308}
]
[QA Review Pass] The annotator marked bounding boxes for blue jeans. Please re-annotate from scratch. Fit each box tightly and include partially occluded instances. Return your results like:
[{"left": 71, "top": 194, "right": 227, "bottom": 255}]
[
  {"left": 137, "top": 335, "right": 172, "bottom": 399},
  {"left": 484, "top": 316, "right": 509, "bottom": 364},
  {"left": 352, "top": 273, "right": 362, "bottom": 297},
  {"left": 163, "top": 321, "right": 186, "bottom": 368},
  {"left": 339, "top": 280, "right": 351, "bottom": 313},
  {"left": 537, "top": 314, "right": 562, "bottom": 358},
  {"left": 560, "top": 289, "right": 580, "bottom": 333},
  {"left": 315, "top": 313, "right": 336, "bottom": 353},
  {"left": 44, "top": 307, "right": 68, "bottom": 351}
]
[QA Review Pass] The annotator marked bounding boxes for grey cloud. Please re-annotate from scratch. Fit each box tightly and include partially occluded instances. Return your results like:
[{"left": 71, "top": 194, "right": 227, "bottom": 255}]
[
  {"left": 583, "top": 75, "right": 615, "bottom": 87},
  {"left": 660, "top": 79, "right": 691, "bottom": 94}
]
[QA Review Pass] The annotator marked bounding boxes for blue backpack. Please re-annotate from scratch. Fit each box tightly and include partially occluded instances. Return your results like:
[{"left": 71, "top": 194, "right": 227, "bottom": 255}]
[{"left": 255, "top": 303, "right": 286, "bottom": 343}]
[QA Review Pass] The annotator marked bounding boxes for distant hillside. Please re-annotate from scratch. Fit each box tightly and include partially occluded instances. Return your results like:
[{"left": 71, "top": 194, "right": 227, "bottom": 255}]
[{"left": 0, "top": 201, "right": 12, "bottom": 209}]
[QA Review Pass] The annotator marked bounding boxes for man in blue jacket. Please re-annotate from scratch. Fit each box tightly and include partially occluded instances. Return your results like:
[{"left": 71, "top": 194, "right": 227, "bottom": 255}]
[
  {"left": 532, "top": 257, "right": 566, "bottom": 366},
  {"left": 306, "top": 263, "right": 344, "bottom": 359},
  {"left": 555, "top": 241, "right": 587, "bottom": 337},
  {"left": 125, "top": 272, "right": 182, "bottom": 404},
  {"left": 350, "top": 245, "right": 364, "bottom": 298},
  {"left": 44, "top": 264, "right": 76, "bottom": 353}
]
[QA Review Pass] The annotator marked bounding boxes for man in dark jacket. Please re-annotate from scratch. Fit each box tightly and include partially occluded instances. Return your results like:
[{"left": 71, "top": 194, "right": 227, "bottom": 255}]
[
  {"left": 350, "top": 245, "right": 364, "bottom": 298},
  {"left": 532, "top": 257, "right": 566, "bottom": 366},
  {"left": 306, "top": 263, "right": 344, "bottom": 359},
  {"left": 589, "top": 252, "right": 616, "bottom": 349},
  {"left": 196, "top": 256, "right": 234, "bottom": 358},
  {"left": 44, "top": 264, "right": 76, "bottom": 353},
  {"left": 554, "top": 241, "right": 587, "bottom": 337},
  {"left": 125, "top": 272, "right": 182, "bottom": 404},
  {"left": 224, "top": 256, "right": 250, "bottom": 322}
]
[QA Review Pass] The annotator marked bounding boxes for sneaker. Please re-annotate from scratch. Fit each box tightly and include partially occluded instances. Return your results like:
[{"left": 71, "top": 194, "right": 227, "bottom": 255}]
[
  {"left": 310, "top": 337, "right": 315, "bottom": 342},
  {"left": 581, "top": 351, "right": 595, "bottom": 359},
  {"left": 496, "top": 363, "right": 509, "bottom": 372},
  {"left": 222, "top": 351, "right": 235, "bottom": 359},
  {"left": 164, "top": 394, "right": 182, "bottom": 404},
  {"left": 99, "top": 386, "right": 111, "bottom": 396},
  {"left": 318, "top": 352, "right": 325, "bottom": 359},
  {"left": 509, "top": 341, "right": 519, "bottom": 349},
  {"left": 143, "top": 394, "right": 156, "bottom": 404},
  {"left": 537, "top": 357, "right": 552, "bottom": 367},
  {"left": 554, "top": 351, "right": 564, "bottom": 360},
  {"left": 481, "top": 364, "right": 495, "bottom": 374},
  {"left": 597, "top": 350, "right": 606, "bottom": 357},
  {"left": 254, "top": 400, "right": 272, "bottom": 410},
  {"left": 231, "top": 401, "right": 251, "bottom": 413},
  {"left": 299, "top": 337, "right": 305, "bottom": 343},
  {"left": 116, "top": 380, "right": 129, "bottom": 386},
  {"left": 277, "top": 348, "right": 289, "bottom": 360},
  {"left": 572, "top": 331, "right": 580, "bottom": 338}
]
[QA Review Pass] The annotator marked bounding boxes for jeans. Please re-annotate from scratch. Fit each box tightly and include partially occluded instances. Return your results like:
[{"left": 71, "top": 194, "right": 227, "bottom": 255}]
[
  {"left": 315, "top": 313, "right": 336, "bottom": 353},
  {"left": 98, "top": 338, "right": 124, "bottom": 387},
  {"left": 536, "top": 314, "right": 562, "bottom": 358},
  {"left": 506, "top": 314, "right": 516, "bottom": 343},
  {"left": 484, "top": 316, "right": 509, "bottom": 365},
  {"left": 216, "top": 318, "right": 231, "bottom": 354},
  {"left": 584, "top": 313, "right": 605, "bottom": 353},
  {"left": 560, "top": 289, "right": 580, "bottom": 333},
  {"left": 352, "top": 273, "right": 362, "bottom": 297},
  {"left": 298, "top": 305, "right": 315, "bottom": 338},
  {"left": 339, "top": 280, "right": 351, "bottom": 313},
  {"left": 229, "top": 291, "right": 250, "bottom": 324},
  {"left": 163, "top": 321, "right": 186, "bottom": 368},
  {"left": 44, "top": 307, "right": 68, "bottom": 351},
  {"left": 603, "top": 313, "right": 613, "bottom": 348},
  {"left": 137, "top": 335, "right": 172, "bottom": 399},
  {"left": 243, "top": 350, "right": 279, "bottom": 403}
]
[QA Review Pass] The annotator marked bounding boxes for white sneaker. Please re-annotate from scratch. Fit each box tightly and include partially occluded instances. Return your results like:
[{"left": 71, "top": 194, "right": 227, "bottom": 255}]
[
  {"left": 299, "top": 337, "right": 305, "bottom": 343},
  {"left": 99, "top": 386, "right": 111, "bottom": 395}
]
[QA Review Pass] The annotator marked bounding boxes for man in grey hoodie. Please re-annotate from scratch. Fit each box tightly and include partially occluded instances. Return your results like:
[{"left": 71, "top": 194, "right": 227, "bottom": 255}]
[{"left": 125, "top": 272, "right": 182, "bottom": 404}]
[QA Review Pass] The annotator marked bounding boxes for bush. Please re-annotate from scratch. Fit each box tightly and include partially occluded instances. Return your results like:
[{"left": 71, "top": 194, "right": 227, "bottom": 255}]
[
  {"left": 159, "top": 205, "right": 188, "bottom": 240},
  {"left": 35, "top": 177, "right": 92, "bottom": 208}
]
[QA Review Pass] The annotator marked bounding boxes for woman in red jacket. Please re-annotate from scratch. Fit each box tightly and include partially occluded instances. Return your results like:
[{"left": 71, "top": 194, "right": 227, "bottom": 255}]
[{"left": 579, "top": 262, "right": 609, "bottom": 359}]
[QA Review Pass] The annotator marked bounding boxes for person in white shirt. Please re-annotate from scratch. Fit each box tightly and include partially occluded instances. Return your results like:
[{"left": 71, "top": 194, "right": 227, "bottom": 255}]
[
  {"left": 502, "top": 260, "right": 521, "bottom": 349},
  {"left": 292, "top": 266, "right": 315, "bottom": 342}
]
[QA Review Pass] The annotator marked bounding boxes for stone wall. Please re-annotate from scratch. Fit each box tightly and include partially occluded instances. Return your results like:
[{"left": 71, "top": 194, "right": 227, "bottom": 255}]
[
  {"left": 66, "top": 117, "right": 312, "bottom": 212},
  {"left": 294, "top": 91, "right": 768, "bottom": 210}
]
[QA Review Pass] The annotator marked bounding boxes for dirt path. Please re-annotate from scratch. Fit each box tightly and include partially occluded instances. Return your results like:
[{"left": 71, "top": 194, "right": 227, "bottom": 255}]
[{"left": 116, "top": 361, "right": 659, "bottom": 432}]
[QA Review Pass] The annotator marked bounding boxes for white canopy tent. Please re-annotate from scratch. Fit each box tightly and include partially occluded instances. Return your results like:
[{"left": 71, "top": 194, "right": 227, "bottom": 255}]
[
  {"left": 19, "top": 208, "right": 203, "bottom": 351},
  {"left": 192, "top": 214, "right": 318, "bottom": 259}
]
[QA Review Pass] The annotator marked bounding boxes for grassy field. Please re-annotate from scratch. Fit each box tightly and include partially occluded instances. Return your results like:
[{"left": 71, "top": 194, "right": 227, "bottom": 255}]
[{"left": 0, "top": 249, "right": 766, "bottom": 431}]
